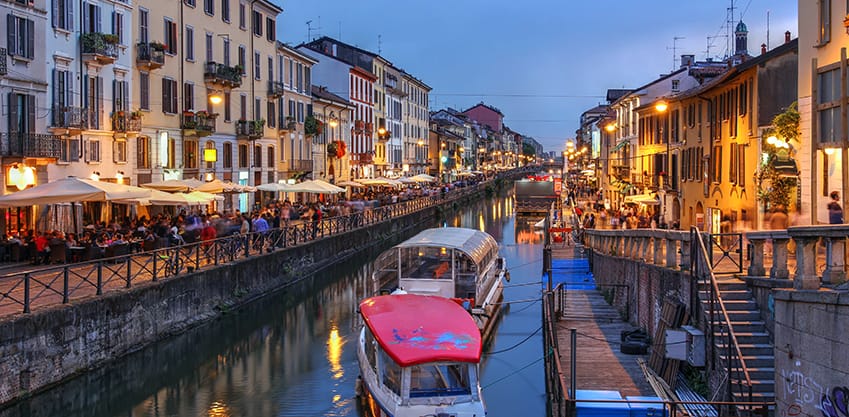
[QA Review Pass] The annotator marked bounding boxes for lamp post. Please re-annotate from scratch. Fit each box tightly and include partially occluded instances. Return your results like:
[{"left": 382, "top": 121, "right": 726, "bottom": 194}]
[
  {"left": 655, "top": 100, "right": 669, "bottom": 224},
  {"left": 327, "top": 111, "right": 339, "bottom": 182}
]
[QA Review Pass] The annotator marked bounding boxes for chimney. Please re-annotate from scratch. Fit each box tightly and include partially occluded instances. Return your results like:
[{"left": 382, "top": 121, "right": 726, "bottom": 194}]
[
  {"left": 680, "top": 54, "right": 695, "bottom": 68},
  {"left": 761, "top": 43, "right": 767, "bottom": 54},
  {"left": 785, "top": 31, "right": 791, "bottom": 44}
]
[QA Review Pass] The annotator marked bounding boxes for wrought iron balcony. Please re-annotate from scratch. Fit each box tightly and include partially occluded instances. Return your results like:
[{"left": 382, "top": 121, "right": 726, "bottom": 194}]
[
  {"left": 289, "top": 159, "right": 313, "bottom": 172},
  {"left": 278, "top": 116, "right": 296, "bottom": 131},
  {"left": 236, "top": 120, "right": 265, "bottom": 139},
  {"left": 181, "top": 112, "right": 217, "bottom": 137},
  {"left": 51, "top": 105, "right": 92, "bottom": 133},
  {"left": 112, "top": 113, "right": 142, "bottom": 133},
  {"left": 268, "top": 80, "right": 285, "bottom": 99},
  {"left": 136, "top": 42, "right": 165, "bottom": 70},
  {"left": 204, "top": 62, "right": 242, "bottom": 88},
  {"left": 81, "top": 32, "right": 119, "bottom": 64},
  {"left": 1, "top": 132, "right": 63, "bottom": 159}
]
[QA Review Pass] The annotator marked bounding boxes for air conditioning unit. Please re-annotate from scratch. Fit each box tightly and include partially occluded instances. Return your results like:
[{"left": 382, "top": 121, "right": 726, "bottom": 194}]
[{"left": 664, "top": 325, "right": 705, "bottom": 367}]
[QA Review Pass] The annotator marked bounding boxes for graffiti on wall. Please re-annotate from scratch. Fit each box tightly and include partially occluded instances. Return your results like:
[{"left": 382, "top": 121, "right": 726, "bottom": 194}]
[{"left": 780, "top": 369, "right": 849, "bottom": 417}]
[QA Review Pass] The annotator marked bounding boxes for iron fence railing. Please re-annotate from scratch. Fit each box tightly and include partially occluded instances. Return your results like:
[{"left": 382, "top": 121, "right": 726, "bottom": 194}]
[{"left": 0, "top": 173, "right": 522, "bottom": 315}]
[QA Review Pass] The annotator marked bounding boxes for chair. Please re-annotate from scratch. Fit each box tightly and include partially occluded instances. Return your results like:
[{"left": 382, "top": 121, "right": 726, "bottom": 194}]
[
  {"left": 49, "top": 243, "right": 67, "bottom": 264},
  {"left": 84, "top": 244, "right": 102, "bottom": 261}
]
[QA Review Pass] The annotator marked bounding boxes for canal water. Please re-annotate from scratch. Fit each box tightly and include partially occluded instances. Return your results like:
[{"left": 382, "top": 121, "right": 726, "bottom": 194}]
[{"left": 3, "top": 192, "right": 546, "bottom": 417}]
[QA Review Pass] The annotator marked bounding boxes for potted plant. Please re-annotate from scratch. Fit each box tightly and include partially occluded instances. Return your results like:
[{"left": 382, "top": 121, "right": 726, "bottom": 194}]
[
  {"left": 102, "top": 34, "right": 120, "bottom": 45},
  {"left": 327, "top": 141, "right": 339, "bottom": 158},
  {"left": 304, "top": 114, "right": 322, "bottom": 136},
  {"left": 149, "top": 41, "right": 166, "bottom": 51},
  {"left": 195, "top": 110, "right": 210, "bottom": 118},
  {"left": 130, "top": 110, "right": 143, "bottom": 119},
  {"left": 251, "top": 119, "right": 265, "bottom": 131}
]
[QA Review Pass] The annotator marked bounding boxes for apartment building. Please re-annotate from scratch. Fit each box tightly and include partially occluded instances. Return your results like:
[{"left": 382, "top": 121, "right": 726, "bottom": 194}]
[
  {"left": 311, "top": 85, "right": 355, "bottom": 184},
  {"left": 132, "top": 0, "right": 281, "bottom": 212},
  {"left": 401, "top": 72, "right": 430, "bottom": 175},
  {"left": 274, "top": 42, "right": 316, "bottom": 184}
]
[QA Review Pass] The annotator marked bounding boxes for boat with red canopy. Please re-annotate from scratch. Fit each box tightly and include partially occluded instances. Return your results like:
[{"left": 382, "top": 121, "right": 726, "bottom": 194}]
[{"left": 356, "top": 294, "right": 486, "bottom": 417}]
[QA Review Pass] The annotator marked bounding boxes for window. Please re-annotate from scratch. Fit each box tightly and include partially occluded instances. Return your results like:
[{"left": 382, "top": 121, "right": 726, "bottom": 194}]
[
  {"left": 254, "top": 98, "right": 261, "bottom": 121},
  {"left": 7, "top": 15, "right": 35, "bottom": 59},
  {"left": 297, "top": 102, "right": 304, "bottom": 123},
  {"left": 183, "top": 82, "right": 194, "bottom": 111},
  {"left": 288, "top": 59, "right": 294, "bottom": 87},
  {"left": 162, "top": 78, "right": 178, "bottom": 114},
  {"left": 223, "top": 38, "right": 230, "bottom": 65},
  {"left": 820, "top": 0, "right": 831, "bottom": 45},
  {"left": 279, "top": 138, "right": 285, "bottom": 161},
  {"left": 818, "top": 68, "right": 842, "bottom": 143},
  {"left": 239, "top": 2, "right": 246, "bottom": 29},
  {"left": 60, "top": 138, "right": 80, "bottom": 162},
  {"left": 297, "top": 63, "right": 303, "bottom": 92},
  {"left": 114, "top": 139, "right": 127, "bottom": 163},
  {"left": 112, "top": 12, "right": 124, "bottom": 45},
  {"left": 288, "top": 99, "right": 295, "bottom": 120},
  {"left": 7, "top": 93, "right": 35, "bottom": 134},
  {"left": 304, "top": 66, "right": 311, "bottom": 91},
  {"left": 137, "top": 136, "right": 150, "bottom": 168},
  {"left": 711, "top": 145, "right": 722, "bottom": 183},
  {"left": 252, "top": 11, "right": 262, "bottom": 36},
  {"left": 167, "top": 137, "right": 176, "bottom": 168},
  {"left": 185, "top": 26, "right": 194, "bottom": 61},
  {"left": 223, "top": 142, "right": 232, "bottom": 168},
  {"left": 205, "top": 33, "right": 213, "bottom": 63},
  {"left": 84, "top": 76, "right": 103, "bottom": 129},
  {"left": 409, "top": 363, "right": 471, "bottom": 397},
  {"left": 82, "top": 2, "right": 101, "bottom": 33},
  {"left": 184, "top": 0, "right": 195, "bottom": 6},
  {"left": 138, "top": 8, "right": 148, "bottom": 43},
  {"left": 267, "top": 56, "right": 273, "bottom": 82},
  {"left": 240, "top": 94, "right": 247, "bottom": 120},
  {"left": 738, "top": 82, "right": 747, "bottom": 116},
  {"left": 238, "top": 46, "right": 246, "bottom": 75},
  {"left": 87, "top": 139, "right": 101, "bottom": 162},
  {"left": 254, "top": 51, "right": 261, "bottom": 79},
  {"left": 224, "top": 92, "right": 231, "bottom": 121},
  {"left": 139, "top": 72, "right": 150, "bottom": 110},
  {"left": 184, "top": 139, "right": 198, "bottom": 169},
  {"left": 204, "top": 0, "right": 214, "bottom": 15},
  {"left": 53, "top": 0, "right": 74, "bottom": 31},
  {"left": 164, "top": 18, "right": 177, "bottom": 54},
  {"left": 671, "top": 79, "right": 680, "bottom": 92},
  {"left": 267, "top": 101, "right": 275, "bottom": 128},
  {"left": 238, "top": 143, "right": 248, "bottom": 168},
  {"left": 221, "top": 0, "right": 230, "bottom": 22},
  {"left": 53, "top": 69, "right": 74, "bottom": 108},
  {"left": 254, "top": 145, "right": 262, "bottom": 167},
  {"left": 266, "top": 17, "right": 275, "bottom": 42},
  {"left": 267, "top": 147, "right": 274, "bottom": 169},
  {"left": 113, "top": 80, "right": 129, "bottom": 112},
  {"left": 381, "top": 350, "right": 401, "bottom": 395}
]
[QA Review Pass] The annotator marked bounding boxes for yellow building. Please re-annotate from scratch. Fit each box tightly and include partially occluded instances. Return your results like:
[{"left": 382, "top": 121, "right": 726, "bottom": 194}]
[
  {"left": 132, "top": 0, "right": 281, "bottom": 212},
  {"left": 310, "top": 86, "right": 355, "bottom": 185},
  {"left": 402, "top": 74, "right": 431, "bottom": 176},
  {"left": 274, "top": 42, "right": 316, "bottom": 184}
]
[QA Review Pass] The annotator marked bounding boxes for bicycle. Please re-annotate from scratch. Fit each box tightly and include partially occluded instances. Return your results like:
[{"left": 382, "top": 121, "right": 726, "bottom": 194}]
[{"left": 159, "top": 247, "right": 183, "bottom": 276}]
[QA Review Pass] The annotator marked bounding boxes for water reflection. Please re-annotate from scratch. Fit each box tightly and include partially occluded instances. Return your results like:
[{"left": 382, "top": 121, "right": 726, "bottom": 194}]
[{"left": 4, "top": 191, "right": 544, "bottom": 417}]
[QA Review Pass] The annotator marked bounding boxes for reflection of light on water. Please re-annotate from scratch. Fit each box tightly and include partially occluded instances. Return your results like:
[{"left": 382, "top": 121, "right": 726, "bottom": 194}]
[
  {"left": 327, "top": 326, "right": 344, "bottom": 379},
  {"left": 208, "top": 401, "right": 230, "bottom": 417},
  {"left": 479, "top": 213, "right": 485, "bottom": 232},
  {"left": 333, "top": 394, "right": 341, "bottom": 403}
]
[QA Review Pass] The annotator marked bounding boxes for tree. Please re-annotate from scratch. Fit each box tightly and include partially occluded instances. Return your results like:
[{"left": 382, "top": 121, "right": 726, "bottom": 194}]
[
  {"left": 522, "top": 143, "right": 536, "bottom": 157},
  {"left": 755, "top": 102, "right": 800, "bottom": 211}
]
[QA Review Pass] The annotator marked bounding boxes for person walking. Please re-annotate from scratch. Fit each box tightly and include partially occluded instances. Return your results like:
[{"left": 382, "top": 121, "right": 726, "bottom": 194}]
[{"left": 828, "top": 191, "right": 844, "bottom": 224}]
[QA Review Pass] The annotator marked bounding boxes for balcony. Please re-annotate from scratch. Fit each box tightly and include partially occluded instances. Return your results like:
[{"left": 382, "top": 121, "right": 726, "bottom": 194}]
[
  {"left": 1, "top": 132, "right": 63, "bottom": 159},
  {"left": 287, "top": 159, "right": 313, "bottom": 173},
  {"left": 181, "top": 112, "right": 217, "bottom": 137},
  {"left": 204, "top": 62, "right": 242, "bottom": 89},
  {"left": 112, "top": 112, "right": 142, "bottom": 134},
  {"left": 81, "top": 32, "right": 119, "bottom": 65},
  {"left": 278, "top": 116, "right": 296, "bottom": 131},
  {"left": 236, "top": 119, "right": 265, "bottom": 139},
  {"left": 136, "top": 42, "right": 165, "bottom": 70},
  {"left": 50, "top": 105, "right": 92, "bottom": 134},
  {"left": 268, "top": 81, "right": 285, "bottom": 99}
]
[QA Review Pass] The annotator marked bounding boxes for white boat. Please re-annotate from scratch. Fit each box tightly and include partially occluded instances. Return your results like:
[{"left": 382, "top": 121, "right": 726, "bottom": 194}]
[
  {"left": 371, "top": 227, "right": 507, "bottom": 341},
  {"left": 356, "top": 294, "right": 486, "bottom": 417}
]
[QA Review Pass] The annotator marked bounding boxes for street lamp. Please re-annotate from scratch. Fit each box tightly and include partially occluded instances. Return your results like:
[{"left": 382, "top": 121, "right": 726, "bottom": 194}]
[{"left": 656, "top": 99, "right": 669, "bottom": 225}]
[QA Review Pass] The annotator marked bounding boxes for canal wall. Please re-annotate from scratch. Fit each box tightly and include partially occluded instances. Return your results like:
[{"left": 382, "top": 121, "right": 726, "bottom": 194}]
[{"left": 0, "top": 179, "right": 503, "bottom": 407}]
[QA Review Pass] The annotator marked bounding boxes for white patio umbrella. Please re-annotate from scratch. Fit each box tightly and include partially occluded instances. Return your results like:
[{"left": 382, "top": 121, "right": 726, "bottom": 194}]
[
  {"left": 286, "top": 179, "right": 345, "bottom": 194},
  {"left": 411, "top": 174, "right": 436, "bottom": 183},
  {"left": 336, "top": 180, "right": 365, "bottom": 188},
  {"left": 141, "top": 178, "right": 204, "bottom": 192},
  {"left": 0, "top": 177, "right": 151, "bottom": 207},
  {"left": 256, "top": 183, "right": 292, "bottom": 192}
]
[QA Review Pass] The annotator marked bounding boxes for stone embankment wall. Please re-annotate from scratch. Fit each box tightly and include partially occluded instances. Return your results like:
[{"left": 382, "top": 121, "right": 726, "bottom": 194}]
[
  {"left": 773, "top": 291, "right": 849, "bottom": 417},
  {"left": 0, "top": 184, "right": 491, "bottom": 406}
]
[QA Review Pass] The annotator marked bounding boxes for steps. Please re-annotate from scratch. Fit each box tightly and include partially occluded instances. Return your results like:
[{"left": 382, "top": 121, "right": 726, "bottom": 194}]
[{"left": 700, "top": 278, "right": 775, "bottom": 411}]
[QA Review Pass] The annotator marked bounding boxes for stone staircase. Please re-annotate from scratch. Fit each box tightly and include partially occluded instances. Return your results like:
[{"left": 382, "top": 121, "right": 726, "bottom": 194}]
[{"left": 700, "top": 278, "right": 775, "bottom": 412}]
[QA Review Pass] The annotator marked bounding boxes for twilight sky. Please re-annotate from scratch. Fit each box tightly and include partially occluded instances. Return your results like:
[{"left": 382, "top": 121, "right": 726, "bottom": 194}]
[{"left": 277, "top": 1, "right": 797, "bottom": 153}]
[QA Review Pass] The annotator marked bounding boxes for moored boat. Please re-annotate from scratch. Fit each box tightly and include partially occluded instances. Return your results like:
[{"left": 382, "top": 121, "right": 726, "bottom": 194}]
[
  {"left": 371, "top": 227, "right": 507, "bottom": 341},
  {"left": 356, "top": 294, "right": 486, "bottom": 417}
]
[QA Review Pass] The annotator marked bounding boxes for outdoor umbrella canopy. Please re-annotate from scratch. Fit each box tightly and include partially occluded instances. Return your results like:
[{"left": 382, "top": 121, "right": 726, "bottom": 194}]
[
  {"left": 0, "top": 177, "right": 151, "bottom": 207},
  {"left": 358, "top": 177, "right": 402, "bottom": 187},
  {"left": 336, "top": 180, "right": 365, "bottom": 188},
  {"left": 141, "top": 178, "right": 204, "bottom": 192},
  {"left": 285, "top": 179, "right": 345, "bottom": 194},
  {"left": 256, "top": 183, "right": 292, "bottom": 192},
  {"left": 411, "top": 174, "right": 436, "bottom": 183}
]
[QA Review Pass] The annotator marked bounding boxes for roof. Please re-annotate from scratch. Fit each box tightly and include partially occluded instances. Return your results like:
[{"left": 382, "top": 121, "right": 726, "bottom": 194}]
[
  {"left": 606, "top": 89, "right": 631, "bottom": 102},
  {"left": 609, "top": 67, "right": 688, "bottom": 108},
  {"left": 311, "top": 85, "right": 352, "bottom": 106},
  {"left": 395, "top": 227, "right": 498, "bottom": 266},
  {"left": 360, "top": 294, "right": 482, "bottom": 367},
  {"left": 462, "top": 102, "right": 504, "bottom": 117}
]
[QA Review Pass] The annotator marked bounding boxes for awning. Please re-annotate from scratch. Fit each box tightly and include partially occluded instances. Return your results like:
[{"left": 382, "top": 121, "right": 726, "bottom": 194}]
[
  {"left": 624, "top": 194, "right": 660, "bottom": 205},
  {"left": 610, "top": 140, "right": 628, "bottom": 153},
  {"left": 771, "top": 157, "right": 799, "bottom": 177}
]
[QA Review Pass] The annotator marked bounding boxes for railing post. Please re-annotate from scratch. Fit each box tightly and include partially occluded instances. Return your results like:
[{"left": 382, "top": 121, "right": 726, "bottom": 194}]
[
  {"left": 746, "top": 234, "right": 767, "bottom": 276},
  {"left": 770, "top": 234, "right": 791, "bottom": 279},
  {"left": 126, "top": 255, "right": 131, "bottom": 288},
  {"left": 152, "top": 251, "right": 158, "bottom": 281},
  {"left": 653, "top": 234, "right": 663, "bottom": 265},
  {"left": 666, "top": 234, "right": 677, "bottom": 268},
  {"left": 214, "top": 241, "right": 219, "bottom": 266},
  {"left": 96, "top": 261, "right": 103, "bottom": 295},
  {"left": 23, "top": 273, "right": 30, "bottom": 313},
  {"left": 63, "top": 267, "right": 70, "bottom": 303},
  {"left": 821, "top": 236, "right": 846, "bottom": 284}
]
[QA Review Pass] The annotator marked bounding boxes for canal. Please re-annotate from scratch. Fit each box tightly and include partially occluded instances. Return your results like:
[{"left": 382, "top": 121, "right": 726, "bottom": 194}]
[{"left": 3, "top": 191, "right": 546, "bottom": 417}]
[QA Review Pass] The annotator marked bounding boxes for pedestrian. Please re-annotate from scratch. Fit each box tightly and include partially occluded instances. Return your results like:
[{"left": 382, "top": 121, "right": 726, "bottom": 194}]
[{"left": 828, "top": 191, "right": 843, "bottom": 224}]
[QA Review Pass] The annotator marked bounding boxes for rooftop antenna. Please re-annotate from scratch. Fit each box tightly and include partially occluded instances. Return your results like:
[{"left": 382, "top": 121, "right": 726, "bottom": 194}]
[
  {"left": 378, "top": 34, "right": 382, "bottom": 55},
  {"left": 306, "top": 18, "right": 321, "bottom": 42},
  {"left": 667, "top": 36, "right": 685, "bottom": 70},
  {"left": 726, "top": 0, "right": 737, "bottom": 58},
  {"left": 705, "top": 34, "right": 725, "bottom": 60},
  {"left": 766, "top": 9, "right": 770, "bottom": 50}
]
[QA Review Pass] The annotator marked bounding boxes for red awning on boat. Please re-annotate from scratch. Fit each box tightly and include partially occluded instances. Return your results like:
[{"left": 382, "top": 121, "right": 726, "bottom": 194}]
[{"left": 360, "top": 294, "right": 482, "bottom": 367}]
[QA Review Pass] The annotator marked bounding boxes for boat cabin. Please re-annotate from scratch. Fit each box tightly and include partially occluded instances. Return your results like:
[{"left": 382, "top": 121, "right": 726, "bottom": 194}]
[{"left": 372, "top": 227, "right": 502, "bottom": 304}]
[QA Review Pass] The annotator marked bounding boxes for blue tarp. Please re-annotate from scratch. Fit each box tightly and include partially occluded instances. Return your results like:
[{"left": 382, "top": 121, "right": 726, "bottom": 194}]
[{"left": 549, "top": 258, "right": 595, "bottom": 290}]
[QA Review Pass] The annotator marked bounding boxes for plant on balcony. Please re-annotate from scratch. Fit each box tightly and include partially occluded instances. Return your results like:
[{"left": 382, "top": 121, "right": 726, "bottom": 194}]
[
  {"left": 196, "top": 110, "right": 211, "bottom": 118},
  {"left": 149, "top": 41, "right": 166, "bottom": 51},
  {"left": 754, "top": 101, "right": 800, "bottom": 212},
  {"left": 234, "top": 64, "right": 244, "bottom": 75},
  {"left": 130, "top": 110, "right": 143, "bottom": 119},
  {"left": 183, "top": 110, "right": 195, "bottom": 117},
  {"left": 251, "top": 119, "right": 265, "bottom": 131},
  {"left": 102, "top": 34, "right": 119, "bottom": 44},
  {"left": 304, "top": 114, "right": 322, "bottom": 137},
  {"left": 326, "top": 140, "right": 346, "bottom": 159}
]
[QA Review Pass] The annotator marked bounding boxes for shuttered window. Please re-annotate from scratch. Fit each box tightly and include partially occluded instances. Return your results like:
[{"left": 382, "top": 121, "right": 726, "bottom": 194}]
[
  {"left": 139, "top": 72, "right": 150, "bottom": 110},
  {"left": 7, "top": 15, "right": 35, "bottom": 59},
  {"left": 52, "top": 0, "right": 74, "bottom": 31},
  {"left": 162, "top": 78, "right": 178, "bottom": 114}
]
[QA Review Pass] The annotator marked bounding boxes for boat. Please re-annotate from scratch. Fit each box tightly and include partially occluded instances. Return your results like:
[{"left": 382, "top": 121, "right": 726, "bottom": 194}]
[
  {"left": 356, "top": 294, "right": 486, "bottom": 417},
  {"left": 371, "top": 227, "right": 507, "bottom": 341}
]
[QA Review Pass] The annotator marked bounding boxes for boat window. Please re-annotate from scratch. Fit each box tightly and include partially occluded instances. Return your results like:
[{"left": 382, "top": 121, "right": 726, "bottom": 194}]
[
  {"left": 380, "top": 350, "right": 402, "bottom": 395},
  {"left": 399, "top": 247, "right": 453, "bottom": 280},
  {"left": 408, "top": 363, "right": 471, "bottom": 397},
  {"left": 365, "top": 328, "right": 378, "bottom": 374}
]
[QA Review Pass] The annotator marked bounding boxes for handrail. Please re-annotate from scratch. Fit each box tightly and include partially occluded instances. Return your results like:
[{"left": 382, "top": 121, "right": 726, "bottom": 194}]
[{"left": 689, "top": 226, "right": 753, "bottom": 404}]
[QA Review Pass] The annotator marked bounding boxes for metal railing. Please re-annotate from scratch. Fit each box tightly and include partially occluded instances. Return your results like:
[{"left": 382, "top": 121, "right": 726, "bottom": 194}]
[
  {"left": 112, "top": 114, "right": 142, "bottom": 133},
  {"left": 52, "top": 105, "right": 93, "bottom": 130},
  {"left": 204, "top": 62, "right": 242, "bottom": 87},
  {"left": 543, "top": 283, "right": 569, "bottom": 417},
  {"left": 0, "top": 132, "right": 63, "bottom": 158},
  {"left": 268, "top": 80, "right": 285, "bottom": 99},
  {"left": 236, "top": 120, "right": 264, "bottom": 139},
  {"left": 0, "top": 174, "right": 524, "bottom": 315},
  {"left": 136, "top": 42, "right": 165, "bottom": 67},
  {"left": 80, "top": 32, "right": 119, "bottom": 60},
  {"left": 690, "top": 227, "right": 753, "bottom": 409}
]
